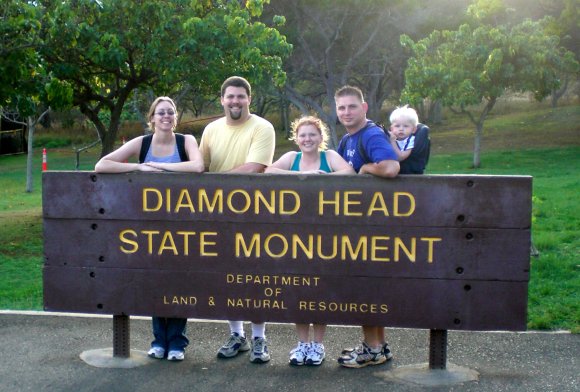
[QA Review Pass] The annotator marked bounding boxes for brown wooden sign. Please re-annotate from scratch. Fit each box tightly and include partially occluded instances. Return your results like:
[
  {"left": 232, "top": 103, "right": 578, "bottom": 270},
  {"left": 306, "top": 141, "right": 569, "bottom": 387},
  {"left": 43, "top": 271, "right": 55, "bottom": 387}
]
[{"left": 43, "top": 172, "right": 532, "bottom": 331}]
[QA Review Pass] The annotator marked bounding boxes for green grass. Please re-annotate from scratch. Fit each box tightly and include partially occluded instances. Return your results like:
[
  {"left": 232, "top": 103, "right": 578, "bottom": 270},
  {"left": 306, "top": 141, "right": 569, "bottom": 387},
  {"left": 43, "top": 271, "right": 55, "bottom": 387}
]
[
  {"left": 426, "top": 146, "right": 580, "bottom": 332},
  {"left": 1, "top": 104, "right": 579, "bottom": 332}
]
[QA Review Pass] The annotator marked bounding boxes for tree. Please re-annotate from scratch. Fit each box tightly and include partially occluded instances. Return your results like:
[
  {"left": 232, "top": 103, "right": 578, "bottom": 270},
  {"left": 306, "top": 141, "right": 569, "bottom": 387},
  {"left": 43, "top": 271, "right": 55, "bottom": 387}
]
[
  {"left": 39, "top": 0, "right": 291, "bottom": 157},
  {"left": 401, "top": 15, "right": 578, "bottom": 168},
  {"left": 0, "top": 0, "right": 72, "bottom": 192},
  {"left": 266, "top": 0, "right": 413, "bottom": 147}
]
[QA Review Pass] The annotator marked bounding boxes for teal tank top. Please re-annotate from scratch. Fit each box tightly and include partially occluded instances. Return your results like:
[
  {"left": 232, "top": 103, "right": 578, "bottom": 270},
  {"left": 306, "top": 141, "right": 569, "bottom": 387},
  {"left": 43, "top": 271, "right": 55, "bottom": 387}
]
[{"left": 290, "top": 151, "right": 332, "bottom": 173}]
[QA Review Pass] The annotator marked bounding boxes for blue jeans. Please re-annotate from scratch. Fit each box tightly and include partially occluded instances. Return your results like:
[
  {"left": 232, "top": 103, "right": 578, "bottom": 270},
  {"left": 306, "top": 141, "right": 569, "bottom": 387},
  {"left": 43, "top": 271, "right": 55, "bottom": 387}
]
[{"left": 151, "top": 317, "right": 189, "bottom": 352}]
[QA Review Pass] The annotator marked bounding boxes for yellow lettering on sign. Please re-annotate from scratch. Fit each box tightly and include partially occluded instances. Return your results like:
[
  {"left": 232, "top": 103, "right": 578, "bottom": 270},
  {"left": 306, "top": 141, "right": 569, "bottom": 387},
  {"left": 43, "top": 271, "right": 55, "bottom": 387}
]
[
  {"left": 227, "top": 189, "right": 251, "bottom": 214},
  {"left": 318, "top": 191, "right": 416, "bottom": 217},
  {"left": 343, "top": 191, "right": 363, "bottom": 216},
  {"left": 393, "top": 192, "right": 415, "bottom": 217},
  {"left": 341, "top": 236, "right": 367, "bottom": 260},
  {"left": 234, "top": 233, "right": 440, "bottom": 263},
  {"left": 367, "top": 192, "right": 389, "bottom": 216},
  {"left": 297, "top": 300, "right": 388, "bottom": 314},
  {"left": 158, "top": 231, "right": 178, "bottom": 255},
  {"left": 421, "top": 237, "right": 442, "bottom": 263},
  {"left": 227, "top": 298, "right": 287, "bottom": 309},
  {"left": 116, "top": 229, "right": 220, "bottom": 257},
  {"left": 279, "top": 190, "right": 300, "bottom": 215},
  {"left": 200, "top": 232, "right": 218, "bottom": 256},
  {"left": 177, "top": 231, "right": 197, "bottom": 256},
  {"left": 143, "top": 188, "right": 162, "bottom": 212},
  {"left": 371, "top": 236, "right": 390, "bottom": 261},
  {"left": 175, "top": 189, "right": 195, "bottom": 212},
  {"left": 318, "top": 191, "right": 340, "bottom": 215},
  {"left": 394, "top": 237, "right": 415, "bottom": 262},
  {"left": 198, "top": 189, "right": 223, "bottom": 213},
  {"left": 119, "top": 229, "right": 138, "bottom": 254}
]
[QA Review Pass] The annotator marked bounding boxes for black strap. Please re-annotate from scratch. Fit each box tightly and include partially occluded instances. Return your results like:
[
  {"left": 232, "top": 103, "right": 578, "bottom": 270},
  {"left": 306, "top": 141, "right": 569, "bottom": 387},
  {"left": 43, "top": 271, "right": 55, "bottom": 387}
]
[
  {"left": 357, "top": 121, "right": 383, "bottom": 164},
  {"left": 138, "top": 133, "right": 188, "bottom": 163},
  {"left": 138, "top": 134, "right": 153, "bottom": 164},
  {"left": 175, "top": 133, "right": 188, "bottom": 162},
  {"left": 337, "top": 121, "right": 376, "bottom": 163}
]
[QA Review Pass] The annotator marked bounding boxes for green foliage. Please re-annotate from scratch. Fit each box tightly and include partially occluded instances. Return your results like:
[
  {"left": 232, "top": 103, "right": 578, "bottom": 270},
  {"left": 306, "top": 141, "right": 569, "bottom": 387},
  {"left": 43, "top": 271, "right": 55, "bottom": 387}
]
[
  {"left": 400, "top": 10, "right": 579, "bottom": 168},
  {"left": 0, "top": 1, "right": 73, "bottom": 117},
  {"left": 401, "top": 19, "right": 578, "bottom": 108},
  {"left": 38, "top": 0, "right": 291, "bottom": 156}
]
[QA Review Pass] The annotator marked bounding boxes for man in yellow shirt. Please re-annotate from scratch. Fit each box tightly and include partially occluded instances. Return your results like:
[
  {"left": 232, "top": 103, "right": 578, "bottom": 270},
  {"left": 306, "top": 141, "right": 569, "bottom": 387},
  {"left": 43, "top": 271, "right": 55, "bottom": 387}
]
[{"left": 199, "top": 76, "right": 275, "bottom": 363}]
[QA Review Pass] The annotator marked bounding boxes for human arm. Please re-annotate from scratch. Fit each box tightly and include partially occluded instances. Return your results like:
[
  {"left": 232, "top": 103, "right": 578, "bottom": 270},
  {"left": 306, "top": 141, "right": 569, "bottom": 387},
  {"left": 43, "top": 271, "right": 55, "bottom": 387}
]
[
  {"left": 264, "top": 152, "right": 299, "bottom": 174},
  {"left": 144, "top": 135, "right": 204, "bottom": 173},
  {"left": 359, "top": 159, "right": 400, "bottom": 178},
  {"left": 94, "top": 136, "right": 162, "bottom": 173},
  {"left": 389, "top": 134, "right": 413, "bottom": 162},
  {"left": 325, "top": 150, "right": 356, "bottom": 175}
]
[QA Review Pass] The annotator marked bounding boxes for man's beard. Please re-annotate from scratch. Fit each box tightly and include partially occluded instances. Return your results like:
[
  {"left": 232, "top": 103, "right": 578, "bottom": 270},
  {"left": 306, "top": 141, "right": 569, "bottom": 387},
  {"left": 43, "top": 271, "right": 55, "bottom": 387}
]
[{"left": 229, "top": 107, "right": 243, "bottom": 120}]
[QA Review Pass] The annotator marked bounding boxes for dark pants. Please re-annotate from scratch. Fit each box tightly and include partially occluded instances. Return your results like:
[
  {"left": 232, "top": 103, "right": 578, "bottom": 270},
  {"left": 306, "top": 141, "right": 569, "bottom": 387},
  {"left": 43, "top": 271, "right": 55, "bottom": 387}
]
[{"left": 151, "top": 317, "right": 189, "bottom": 352}]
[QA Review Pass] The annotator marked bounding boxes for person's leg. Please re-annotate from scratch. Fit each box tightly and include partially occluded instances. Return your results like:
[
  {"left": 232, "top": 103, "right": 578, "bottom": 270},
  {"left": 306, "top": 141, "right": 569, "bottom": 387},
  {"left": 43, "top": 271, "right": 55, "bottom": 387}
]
[
  {"left": 312, "top": 324, "right": 326, "bottom": 343},
  {"left": 166, "top": 318, "right": 188, "bottom": 361},
  {"left": 251, "top": 322, "right": 265, "bottom": 339},
  {"left": 290, "top": 324, "right": 310, "bottom": 366},
  {"left": 229, "top": 320, "right": 245, "bottom": 336},
  {"left": 362, "top": 325, "right": 381, "bottom": 348},
  {"left": 306, "top": 324, "right": 326, "bottom": 366},
  {"left": 377, "top": 327, "right": 385, "bottom": 345},
  {"left": 337, "top": 326, "right": 386, "bottom": 368},
  {"left": 295, "top": 323, "right": 310, "bottom": 342},
  {"left": 378, "top": 327, "right": 393, "bottom": 360},
  {"left": 148, "top": 317, "right": 167, "bottom": 359},
  {"left": 217, "top": 320, "right": 250, "bottom": 358},
  {"left": 250, "top": 322, "right": 270, "bottom": 364}
]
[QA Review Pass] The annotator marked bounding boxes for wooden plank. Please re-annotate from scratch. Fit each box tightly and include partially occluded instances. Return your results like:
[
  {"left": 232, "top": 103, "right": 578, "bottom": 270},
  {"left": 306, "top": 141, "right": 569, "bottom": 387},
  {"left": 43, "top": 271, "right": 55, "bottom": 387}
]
[
  {"left": 42, "top": 172, "right": 532, "bottom": 228},
  {"left": 43, "top": 266, "right": 528, "bottom": 330},
  {"left": 43, "top": 219, "right": 530, "bottom": 281}
]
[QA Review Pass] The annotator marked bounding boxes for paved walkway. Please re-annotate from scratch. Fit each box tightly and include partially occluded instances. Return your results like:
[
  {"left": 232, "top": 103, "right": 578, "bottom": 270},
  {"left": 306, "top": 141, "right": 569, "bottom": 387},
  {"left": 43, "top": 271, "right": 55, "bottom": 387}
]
[{"left": 0, "top": 311, "right": 577, "bottom": 391}]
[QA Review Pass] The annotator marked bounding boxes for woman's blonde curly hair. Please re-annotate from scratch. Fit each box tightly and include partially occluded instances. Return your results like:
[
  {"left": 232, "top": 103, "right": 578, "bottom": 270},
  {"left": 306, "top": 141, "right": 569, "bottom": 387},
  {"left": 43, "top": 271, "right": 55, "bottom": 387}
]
[{"left": 290, "top": 115, "right": 329, "bottom": 151}]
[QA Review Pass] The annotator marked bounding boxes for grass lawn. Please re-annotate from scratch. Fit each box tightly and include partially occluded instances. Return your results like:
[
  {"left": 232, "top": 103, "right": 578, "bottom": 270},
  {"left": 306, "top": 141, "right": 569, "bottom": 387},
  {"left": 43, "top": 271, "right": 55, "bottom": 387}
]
[{"left": 0, "top": 103, "right": 578, "bottom": 332}]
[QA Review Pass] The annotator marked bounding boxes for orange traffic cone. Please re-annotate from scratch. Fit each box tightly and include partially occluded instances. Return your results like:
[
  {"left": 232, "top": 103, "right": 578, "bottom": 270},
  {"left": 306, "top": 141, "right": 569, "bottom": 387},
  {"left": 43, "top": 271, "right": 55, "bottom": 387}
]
[{"left": 42, "top": 148, "right": 48, "bottom": 171}]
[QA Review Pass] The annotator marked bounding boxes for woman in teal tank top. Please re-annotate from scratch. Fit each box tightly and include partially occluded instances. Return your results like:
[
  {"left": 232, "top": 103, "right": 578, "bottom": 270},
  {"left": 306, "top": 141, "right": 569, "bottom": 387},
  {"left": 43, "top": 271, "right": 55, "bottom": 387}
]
[
  {"left": 266, "top": 116, "right": 354, "bottom": 175},
  {"left": 265, "top": 116, "right": 353, "bottom": 366}
]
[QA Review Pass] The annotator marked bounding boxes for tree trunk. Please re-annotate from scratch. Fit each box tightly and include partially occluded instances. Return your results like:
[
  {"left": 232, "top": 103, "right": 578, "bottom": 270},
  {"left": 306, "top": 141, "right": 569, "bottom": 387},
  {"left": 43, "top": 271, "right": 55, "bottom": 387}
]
[
  {"left": 279, "top": 96, "right": 290, "bottom": 139},
  {"left": 551, "top": 76, "right": 569, "bottom": 108},
  {"left": 473, "top": 122, "right": 483, "bottom": 169},
  {"left": 471, "top": 97, "right": 496, "bottom": 169},
  {"left": 100, "top": 129, "right": 118, "bottom": 158},
  {"left": 429, "top": 100, "right": 442, "bottom": 124},
  {"left": 25, "top": 116, "right": 35, "bottom": 193}
]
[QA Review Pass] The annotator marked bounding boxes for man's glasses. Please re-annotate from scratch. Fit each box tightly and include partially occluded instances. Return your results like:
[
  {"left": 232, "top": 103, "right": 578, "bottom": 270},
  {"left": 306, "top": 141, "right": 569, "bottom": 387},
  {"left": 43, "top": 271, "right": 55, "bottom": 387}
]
[{"left": 155, "top": 110, "right": 175, "bottom": 116}]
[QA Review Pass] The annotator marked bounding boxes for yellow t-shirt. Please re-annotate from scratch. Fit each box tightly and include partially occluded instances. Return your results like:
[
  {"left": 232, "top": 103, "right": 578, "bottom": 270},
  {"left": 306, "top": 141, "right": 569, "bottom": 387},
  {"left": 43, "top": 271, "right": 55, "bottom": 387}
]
[{"left": 199, "top": 115, "right": 275, "bottom": 172}]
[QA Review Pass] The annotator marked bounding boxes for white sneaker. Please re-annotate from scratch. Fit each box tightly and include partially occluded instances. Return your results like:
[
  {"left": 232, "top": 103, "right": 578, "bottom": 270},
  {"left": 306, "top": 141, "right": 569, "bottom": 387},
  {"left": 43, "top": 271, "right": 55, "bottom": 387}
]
[
  {"left": 217, "top": 333, "right": 251, "bottom": 358},
  {"left": 167, "top": 350, "right": 184, "bottom": 361},
  {"left": 250, "top": 337, "right": 271, "bottom": 363},
  {"left": 306, "top": 342, "right": 325, "bottom": 366},
  {"left": 289, "top": 342, "right": 309, "bottom": 366},
  {"left": 147, "top": 346, "right": 165, "bottom": 359}
]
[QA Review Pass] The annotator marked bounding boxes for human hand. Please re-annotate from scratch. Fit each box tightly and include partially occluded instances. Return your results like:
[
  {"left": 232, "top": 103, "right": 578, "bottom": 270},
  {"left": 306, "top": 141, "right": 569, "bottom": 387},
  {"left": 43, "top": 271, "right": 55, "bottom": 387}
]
[
  {"left": 140, "top": 163, "right": 164, "bottom": 172},
  {"left": 358, "top": 164, "right": 372, "bottom": 174}
]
